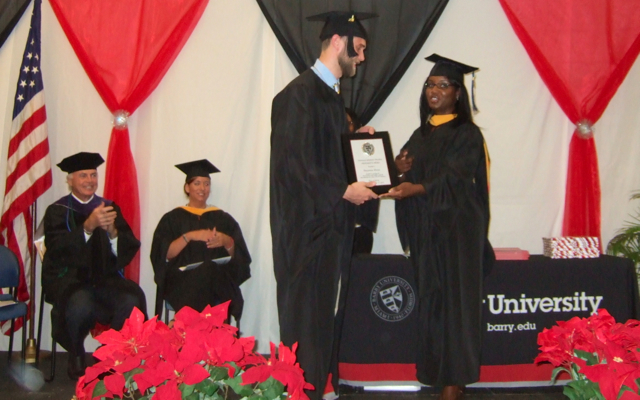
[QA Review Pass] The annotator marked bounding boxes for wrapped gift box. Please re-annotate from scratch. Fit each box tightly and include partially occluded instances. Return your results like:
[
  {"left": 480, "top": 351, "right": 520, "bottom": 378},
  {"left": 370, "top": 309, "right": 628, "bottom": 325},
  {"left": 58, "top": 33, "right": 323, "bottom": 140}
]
[
  {"left": 543, "top": 237, "right": 600, "bottom": 259},
  {"left": 494, "top": 248, "right": 530, "bottom": 260}
]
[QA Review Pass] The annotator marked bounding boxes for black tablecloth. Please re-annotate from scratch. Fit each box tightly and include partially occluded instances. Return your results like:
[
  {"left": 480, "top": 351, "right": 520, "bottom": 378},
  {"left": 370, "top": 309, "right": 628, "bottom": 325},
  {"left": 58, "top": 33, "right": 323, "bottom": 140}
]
[{"left": 339, "top": 254, "right": 640, "bottom": 367}]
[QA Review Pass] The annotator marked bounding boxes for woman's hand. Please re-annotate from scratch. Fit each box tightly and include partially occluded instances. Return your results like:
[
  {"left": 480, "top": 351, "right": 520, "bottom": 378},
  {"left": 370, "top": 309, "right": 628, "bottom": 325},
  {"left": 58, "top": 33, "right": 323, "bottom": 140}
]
[
  {"left": 167, "top": 228, "right": 220, "bottom": 260},
  {"left": 380, "top": 182, "right": 425, "bottom": 200},
  {"left": 395, "top": 150, "right": 413, "bottom": 178}
]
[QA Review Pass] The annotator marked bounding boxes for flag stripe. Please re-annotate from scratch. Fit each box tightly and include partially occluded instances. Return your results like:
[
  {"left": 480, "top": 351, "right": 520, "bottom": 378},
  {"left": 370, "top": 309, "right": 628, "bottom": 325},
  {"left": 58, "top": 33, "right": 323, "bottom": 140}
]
[
  {"left": 4, "top": 136, "right": 50, "bottom": 196},
  {"left": 0, "top": 172, "right": 51, "bottom": 229},
  {"left": 8, "top": 98, "right": 47, "bottom": 157}
]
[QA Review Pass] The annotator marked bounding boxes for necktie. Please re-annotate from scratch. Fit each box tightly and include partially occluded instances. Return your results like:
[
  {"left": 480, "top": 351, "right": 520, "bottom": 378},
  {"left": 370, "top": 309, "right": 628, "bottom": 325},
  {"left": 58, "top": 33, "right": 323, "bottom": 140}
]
[{"left": 333, "top": 82, "right": 340, "bottom": 94}]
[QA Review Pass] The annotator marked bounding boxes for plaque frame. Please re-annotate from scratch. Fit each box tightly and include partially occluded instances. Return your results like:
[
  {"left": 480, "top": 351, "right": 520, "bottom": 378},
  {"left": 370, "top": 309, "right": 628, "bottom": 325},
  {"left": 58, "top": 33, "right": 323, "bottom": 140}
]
[{"left": 341, "top": 131, "right": 399, "bottom": 195}]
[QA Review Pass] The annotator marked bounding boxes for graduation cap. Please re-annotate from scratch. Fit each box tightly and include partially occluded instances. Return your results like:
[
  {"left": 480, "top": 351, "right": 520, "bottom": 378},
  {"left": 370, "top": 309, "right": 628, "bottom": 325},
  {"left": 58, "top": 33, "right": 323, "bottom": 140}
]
[
  {"left": 307, "top": 11, "right": 378, "bottom": 58},
  {"left": 175, "top": 159, "right": 220, "bottom": 181},
  {"left": 57, "top": 152, "right": 104, "bottom": 173},
  {"left": 426, "top": 54, "right": 480, "bottom": 112}
]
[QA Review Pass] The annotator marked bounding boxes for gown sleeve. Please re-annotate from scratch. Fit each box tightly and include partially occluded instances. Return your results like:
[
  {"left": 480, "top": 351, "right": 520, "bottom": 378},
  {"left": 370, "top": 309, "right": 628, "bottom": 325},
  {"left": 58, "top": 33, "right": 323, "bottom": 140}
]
[
  {"left": 222, "top": 212, "right": 251, "bottom": 286},
  {"left": 111, "top": 202, "right": 140, "bottom": 271},
  {"left": 42, "top": 204, "right": 89, "bottom": 292}
]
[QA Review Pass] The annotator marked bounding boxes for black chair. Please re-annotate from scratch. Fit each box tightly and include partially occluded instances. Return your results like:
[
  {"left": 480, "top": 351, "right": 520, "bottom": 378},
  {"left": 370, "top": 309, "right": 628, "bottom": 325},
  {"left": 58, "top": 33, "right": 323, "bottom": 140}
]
[{"left": 0, "top": 245, "right": 28, "bottom": 367}]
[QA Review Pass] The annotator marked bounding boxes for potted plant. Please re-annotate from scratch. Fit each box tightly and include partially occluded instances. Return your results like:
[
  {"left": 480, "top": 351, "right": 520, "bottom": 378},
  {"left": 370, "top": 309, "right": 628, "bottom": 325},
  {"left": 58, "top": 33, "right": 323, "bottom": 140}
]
[
  {"left": 535, "top": 309, "right": 640, "bottom": 400},
  {"left": 73, "top": 302, "right": 313, "bottom": 400},
  {"left": 607, "top": 191, "right": 640, "bottom": 285}
]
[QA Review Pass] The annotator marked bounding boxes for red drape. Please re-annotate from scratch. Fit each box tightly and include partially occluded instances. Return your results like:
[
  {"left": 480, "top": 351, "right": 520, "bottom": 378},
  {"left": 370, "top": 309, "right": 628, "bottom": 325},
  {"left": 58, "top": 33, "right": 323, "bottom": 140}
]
[
  {"left": 499, "top": 0, "right": 640, "bottom": 243},
  {"left": 49, "top": 0, "right": 209, "bottom": 281}
]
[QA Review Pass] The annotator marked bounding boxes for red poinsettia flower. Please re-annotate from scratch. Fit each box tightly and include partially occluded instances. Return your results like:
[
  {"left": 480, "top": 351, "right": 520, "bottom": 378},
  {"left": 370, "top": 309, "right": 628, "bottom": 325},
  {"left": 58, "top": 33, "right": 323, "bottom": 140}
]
[
  {"left": 84, "top": 350, "right": 141, "bottom": 384},
  {"left": 154, "top": 381, "right": 183, "bottom": 400},
  {"left": 78, "top": 303, "right": 316, "bottom": 400},
  {"left": 242, "top": 342, "right": 314, "bottom": 399},
  {"left": 93, "top": 308, "right": 167, "bottom": 361},
  {"left": 574, "top": 357, "right": 638, "bottom": 400},
  {"left": 134, "top": 339, "right": 209, "bottom": 394},
  {"left": 103, "top": 373, "right": 126, "bottom": 398},
  {"left": 173, "top": 302, "right": 235, "bottom": 335}
]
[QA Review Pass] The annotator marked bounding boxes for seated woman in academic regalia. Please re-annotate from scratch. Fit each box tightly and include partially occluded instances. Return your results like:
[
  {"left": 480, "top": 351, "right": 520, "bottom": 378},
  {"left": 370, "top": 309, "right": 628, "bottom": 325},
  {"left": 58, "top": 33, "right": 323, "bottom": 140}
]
[{"left": 150, "top": 159, "right": 251, "bottom": 322}]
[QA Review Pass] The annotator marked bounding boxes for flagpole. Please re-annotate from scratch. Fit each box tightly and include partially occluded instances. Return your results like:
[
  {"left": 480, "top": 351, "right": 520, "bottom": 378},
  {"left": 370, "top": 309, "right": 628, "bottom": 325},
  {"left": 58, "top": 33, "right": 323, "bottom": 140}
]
[{"left": 25, "top": 203, "right": 37, "bottom": 363}]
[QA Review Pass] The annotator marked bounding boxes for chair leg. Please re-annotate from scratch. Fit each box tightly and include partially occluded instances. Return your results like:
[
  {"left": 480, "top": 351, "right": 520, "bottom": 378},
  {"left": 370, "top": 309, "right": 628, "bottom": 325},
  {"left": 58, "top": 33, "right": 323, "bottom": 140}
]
[
  {"left": 21, "top": 315, "right": 27, "bottom": 373},
  {"left": 36, "top": 289, "right": 45, "bottom": 366},
  {"left": 8, "top": 318, "right": 15, "bottom": 364},
  {"left": 45, "top": 341, "right": 56, "bottom": 382}
]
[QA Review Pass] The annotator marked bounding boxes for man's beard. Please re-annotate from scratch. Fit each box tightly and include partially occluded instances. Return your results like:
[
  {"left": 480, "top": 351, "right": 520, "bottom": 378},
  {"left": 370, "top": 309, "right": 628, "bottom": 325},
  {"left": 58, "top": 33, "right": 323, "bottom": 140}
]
[{"left": 338, "top": 47, "right": 357, "bottom": 78}]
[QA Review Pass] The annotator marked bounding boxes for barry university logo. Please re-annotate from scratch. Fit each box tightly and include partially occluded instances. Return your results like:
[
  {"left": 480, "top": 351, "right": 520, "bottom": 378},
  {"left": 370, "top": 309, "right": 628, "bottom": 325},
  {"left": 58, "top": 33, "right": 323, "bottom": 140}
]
[{"left": 370, "top": 276, "right": 415, "bottom": 322}]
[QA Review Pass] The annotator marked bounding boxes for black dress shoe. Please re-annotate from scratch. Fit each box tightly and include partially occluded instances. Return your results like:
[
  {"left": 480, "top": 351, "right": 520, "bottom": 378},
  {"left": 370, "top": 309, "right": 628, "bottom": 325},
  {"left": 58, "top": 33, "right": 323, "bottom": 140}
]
[{"left": 67, "top": 355, "right": 86, "bottom": 380}]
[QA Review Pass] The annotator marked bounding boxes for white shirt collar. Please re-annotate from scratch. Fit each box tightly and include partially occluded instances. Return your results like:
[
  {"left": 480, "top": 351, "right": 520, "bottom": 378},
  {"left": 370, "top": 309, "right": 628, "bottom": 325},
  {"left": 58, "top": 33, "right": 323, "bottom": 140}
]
[
  {"left": 311, "top": 59, "right": 339, "bottom": 90},
  {"left": 71, "top": 193, "right": 95, "bottom": 204}
]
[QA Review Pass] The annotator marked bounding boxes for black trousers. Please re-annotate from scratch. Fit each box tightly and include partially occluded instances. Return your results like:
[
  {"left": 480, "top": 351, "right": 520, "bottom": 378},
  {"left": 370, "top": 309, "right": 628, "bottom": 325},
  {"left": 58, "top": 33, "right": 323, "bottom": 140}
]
[{"left": 64, "top": 281, "right": 146, "bottom": 355}]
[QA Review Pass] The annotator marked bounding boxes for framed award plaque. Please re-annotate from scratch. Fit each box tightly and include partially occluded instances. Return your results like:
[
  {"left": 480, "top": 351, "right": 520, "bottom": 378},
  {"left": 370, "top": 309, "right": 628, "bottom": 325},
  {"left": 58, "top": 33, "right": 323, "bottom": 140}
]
[{"left": 342, "top": 131, "right": 399, "bottom": 195}]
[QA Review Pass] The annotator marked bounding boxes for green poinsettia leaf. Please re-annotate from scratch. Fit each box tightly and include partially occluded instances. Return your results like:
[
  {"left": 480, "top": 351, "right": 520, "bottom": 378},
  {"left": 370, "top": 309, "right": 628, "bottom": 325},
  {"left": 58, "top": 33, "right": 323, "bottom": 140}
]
[
  {"left": 195, "top": 378, "right": 218, "bottom": 396},
  {"left": 123, "top": 367, "right": 145, "bottom": 381},
  {"left": 180, "top": 383, "right": 195, "bottom": 397},
  {"left": 550, "top": 366, "right": 569, "bottom": 384},
  {"left": 227, "top": 362, "right": 241, "bottom": 377},
  {"left": 185, "top": 392, "right": 199, "bottom": 400},
  {"left": 210, "top": 366, "right": 230, "bottom": 381},
  {"left": 574, "top": 349, "right": 599, "bottom": 365},
  {"left": 259, "top": 376, "right": 285, "bottom": 398},
  {"left": 620, "top": 385, "right": 636, "bottom": 396},
  {"left": 226, "top": 375, "right": 255, "bottom": 397},
  {"left": 92, "top": 380, "right": 107, "bottom": 398},
  {"left": 564, "top": 380, "right": 605, "bottom": 400},
  {"left": 138, "top": 396, "right": 150, "bottom": 400}
]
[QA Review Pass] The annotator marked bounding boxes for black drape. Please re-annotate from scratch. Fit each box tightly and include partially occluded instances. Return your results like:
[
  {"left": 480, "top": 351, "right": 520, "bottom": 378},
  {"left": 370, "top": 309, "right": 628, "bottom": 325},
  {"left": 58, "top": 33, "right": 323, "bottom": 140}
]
[
  {"left": 256, "top": 0, "right": 449, "bottom": 124},
  {"left": 0, "top": 0, "right": 31, "bottom": 49}
]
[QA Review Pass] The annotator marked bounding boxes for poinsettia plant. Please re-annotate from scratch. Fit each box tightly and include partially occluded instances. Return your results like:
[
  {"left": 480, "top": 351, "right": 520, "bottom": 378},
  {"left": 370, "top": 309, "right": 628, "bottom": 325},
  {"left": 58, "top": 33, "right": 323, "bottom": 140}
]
[
  {"left": 535, "top": 309, "right": 640, "bottom": 400},
  {"left": 73, "top": 301, "right": 313, "bottom": 400}
]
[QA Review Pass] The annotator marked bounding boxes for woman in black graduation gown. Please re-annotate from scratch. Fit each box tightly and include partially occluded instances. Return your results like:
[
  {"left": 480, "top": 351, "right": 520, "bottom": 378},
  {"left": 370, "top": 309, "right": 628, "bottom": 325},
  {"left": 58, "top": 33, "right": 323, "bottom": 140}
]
[
  {"left": 382, "top": 55, "right": 494, "bottom": 400},
  {"left": 150, "top": 159, "right": 251, "bottom": 322}
]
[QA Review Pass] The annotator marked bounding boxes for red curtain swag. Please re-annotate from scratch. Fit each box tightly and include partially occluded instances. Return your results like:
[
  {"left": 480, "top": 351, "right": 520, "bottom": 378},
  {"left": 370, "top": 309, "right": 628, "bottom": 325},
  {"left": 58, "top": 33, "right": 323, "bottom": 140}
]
[
  {"left": 499, "top": 0, "right": 640, "bottom": 243},
  {"left": 49, "top": 0, "right": 209, "bottom": 281}
]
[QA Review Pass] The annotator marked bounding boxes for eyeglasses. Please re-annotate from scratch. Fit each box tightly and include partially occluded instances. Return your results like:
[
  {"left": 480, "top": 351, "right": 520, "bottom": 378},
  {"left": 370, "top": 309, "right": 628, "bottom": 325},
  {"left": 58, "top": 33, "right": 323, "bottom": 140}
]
[{"left": 425, "top": 81, "right": 456, "bottom": 90}]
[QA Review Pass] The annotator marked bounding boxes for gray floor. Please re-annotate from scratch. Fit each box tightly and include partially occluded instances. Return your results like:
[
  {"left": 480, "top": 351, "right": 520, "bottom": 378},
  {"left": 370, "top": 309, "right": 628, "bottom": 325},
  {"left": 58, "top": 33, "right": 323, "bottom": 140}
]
[{"left": 0, "top": 352, "right": 567, "bottom": 400}]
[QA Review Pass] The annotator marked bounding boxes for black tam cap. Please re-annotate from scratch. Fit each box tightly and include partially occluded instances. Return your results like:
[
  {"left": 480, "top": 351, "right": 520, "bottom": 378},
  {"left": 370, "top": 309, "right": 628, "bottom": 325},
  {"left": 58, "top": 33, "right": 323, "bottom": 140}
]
[
  {"left": 57, "top": 152, "right": 104, "bottom": 173},
  {"left": 426, "top": 54, "right": 480, "bottom": 112},
  {"left": 175, "top": 159, "right": 220, "bottom": 180},
  {"left": 307, "top": 11, "right": 378, "bottom": 57}
]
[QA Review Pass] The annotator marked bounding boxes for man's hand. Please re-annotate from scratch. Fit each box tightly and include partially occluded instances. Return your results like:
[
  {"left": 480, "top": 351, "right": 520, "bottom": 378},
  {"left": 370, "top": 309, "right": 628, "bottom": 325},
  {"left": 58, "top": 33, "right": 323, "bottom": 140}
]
[
  {"left": 343, "top": 181, "right": 378, "bottom": 205},
  {"left": 356, "top": 125, "right": 376, "bottom": 135},
  {"left": 380, "top": 182, "right": 425, "bottom": 200},
  {"left": 84, "top": 202, "right": 118, "bottom": 238}
]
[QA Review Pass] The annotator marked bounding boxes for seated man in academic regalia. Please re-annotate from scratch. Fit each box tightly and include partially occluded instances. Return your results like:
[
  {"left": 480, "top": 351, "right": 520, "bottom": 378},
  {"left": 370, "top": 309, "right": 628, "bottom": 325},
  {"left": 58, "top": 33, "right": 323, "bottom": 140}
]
[{"left": 42, "top": 152, "right": 147, "bottom": 380}]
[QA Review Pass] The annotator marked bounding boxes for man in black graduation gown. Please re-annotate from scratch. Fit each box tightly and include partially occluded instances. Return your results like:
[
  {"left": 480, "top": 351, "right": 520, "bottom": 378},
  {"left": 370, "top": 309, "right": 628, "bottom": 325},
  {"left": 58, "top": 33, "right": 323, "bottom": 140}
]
[
  {"left": 270, "top": 11, "right": 378, "bottom": 400},
  {"left": 42, "top": 152, "right": 146, "bottom": 380}
]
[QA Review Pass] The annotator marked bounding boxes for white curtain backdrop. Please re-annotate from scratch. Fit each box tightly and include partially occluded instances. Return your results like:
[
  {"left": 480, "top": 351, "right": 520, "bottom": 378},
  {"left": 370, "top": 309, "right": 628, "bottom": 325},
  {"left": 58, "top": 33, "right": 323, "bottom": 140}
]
[{"left": 1, "top": 0, "right": 639, "bottom": 353}]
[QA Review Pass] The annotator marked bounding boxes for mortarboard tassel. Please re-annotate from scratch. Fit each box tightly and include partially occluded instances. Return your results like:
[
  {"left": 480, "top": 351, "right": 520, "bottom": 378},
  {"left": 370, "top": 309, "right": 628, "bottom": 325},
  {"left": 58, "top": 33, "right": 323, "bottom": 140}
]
[{"left": 471, "top": 71, "right": 479, "bottom": 113}]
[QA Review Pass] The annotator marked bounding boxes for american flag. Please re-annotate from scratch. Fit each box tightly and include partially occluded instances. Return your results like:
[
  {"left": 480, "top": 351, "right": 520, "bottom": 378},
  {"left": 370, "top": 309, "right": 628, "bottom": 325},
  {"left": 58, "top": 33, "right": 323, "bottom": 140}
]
[{"left": 0, "top": 0, "right": 52, "bottom": 333}]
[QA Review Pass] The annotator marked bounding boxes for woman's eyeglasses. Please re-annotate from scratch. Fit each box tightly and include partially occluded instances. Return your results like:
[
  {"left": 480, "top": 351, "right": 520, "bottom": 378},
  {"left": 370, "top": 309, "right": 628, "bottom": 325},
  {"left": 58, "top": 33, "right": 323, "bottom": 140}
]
[{"left": 425, "top": 81, "right": 456, "bottom": 90}]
